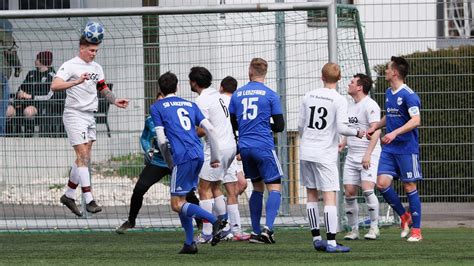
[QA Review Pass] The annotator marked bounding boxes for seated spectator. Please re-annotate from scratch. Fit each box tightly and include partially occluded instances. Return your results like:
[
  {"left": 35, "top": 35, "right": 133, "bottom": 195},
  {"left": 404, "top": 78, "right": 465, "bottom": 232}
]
[
  {"left": 9, "top": 51, "right": 64, "bottom": 135},
  {"left": 0, "top": 18, "right": 21, "bottom": 136}
]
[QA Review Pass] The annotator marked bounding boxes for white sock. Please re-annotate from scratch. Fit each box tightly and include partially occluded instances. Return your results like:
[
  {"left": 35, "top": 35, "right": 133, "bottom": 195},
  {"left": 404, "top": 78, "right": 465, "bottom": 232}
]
[
  {"left": 214, "top": 195, "right": 230, "bottom": 231},
  {"left": 77, "top": 167, "right": 93, "bottom": 204},
  {"left": 214, "top": 195, "right": 227, "bottom": 217},
  {"left": 345, "top": 196, "right": 359, "bottom": 231},
  {"left": 65, "top": 162, "right": 79, "bottom": 199},
  {"left": 200, "top": 199, "right": 214, "bottom": 235},
  {"left": 307, "top": 201, "right": 321, "bottom": 241},
  {"left": 227, "top": 204, "right": 241, "bottom": 234},
  {"left": 364, "top": 190, "right": 379, "bottom": 227},
  {"left": 324, "top": 205, "right": 338, "bottom": 247}
]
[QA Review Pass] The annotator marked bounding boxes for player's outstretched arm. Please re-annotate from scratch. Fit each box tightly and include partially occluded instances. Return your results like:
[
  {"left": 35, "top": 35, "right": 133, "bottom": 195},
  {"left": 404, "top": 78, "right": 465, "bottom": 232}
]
[
  {"left": 362, "top": 123, "right": 381, "bottom": 169},
  {"left": 200, "top": 119, "right": 221, "bottom": 168},
  {"left": 155, "top": 126, "right": 174, "bottom": 169},
  {"left": 367, "top": 116, "right": 386, "bottom": 139},
  {"left": 336, "top": 100, "right": 362, "bottom": 138},
  {"left": 271, "top": 114, "right": 285, "bottom": 132},
  {"left": 98, "top": 83, "right": 129, "bottom": 109},
  {"left": 51, "top": 74, "right": 88, "bottom": 91}
]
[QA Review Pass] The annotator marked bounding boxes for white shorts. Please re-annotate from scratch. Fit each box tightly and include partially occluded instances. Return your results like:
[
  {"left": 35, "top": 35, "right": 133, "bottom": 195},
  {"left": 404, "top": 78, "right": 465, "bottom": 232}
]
[
  {"left": 63, "top": 108, "right": 96, "bottom": 146},
  {"left": 223, "top": 158, "right": 243, "bottom": 184},
  {"left": 200, "top": 147, "right": 236, "bottom": 183},
  {"left": 300, "top": 160, "right": 340, "bottom": 192},
  {"left": 343, "top": 153, "right": 380, "bottom": 186}
]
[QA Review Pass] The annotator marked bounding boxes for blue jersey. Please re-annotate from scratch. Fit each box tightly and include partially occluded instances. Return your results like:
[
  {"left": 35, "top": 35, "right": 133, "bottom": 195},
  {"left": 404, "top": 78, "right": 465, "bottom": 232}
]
[
  {"left": 140, "top": 116, "right": 167, "bottom": 168},
  {"left": 384, "top": 84, "right": 421, "bottom": 154},
  {"left": 229, "top": 81, "right": 283, "bottom": 150},
  {"left": 150, "top": 96, "right": 205, "bottom": 165}
]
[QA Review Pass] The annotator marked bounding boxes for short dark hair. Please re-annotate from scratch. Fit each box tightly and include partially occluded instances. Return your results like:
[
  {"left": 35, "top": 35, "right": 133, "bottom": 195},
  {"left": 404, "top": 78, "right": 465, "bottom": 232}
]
[
  {"left": 220, "top": 76, "right": 238, "bottom": 94},
  {"left": 79, "top": 36, "right": 97, "bottom": 47},
  {"left": 189, "top": 66, "right": 212, "bottom": 88},
  {"left": 158, "top": 71, "right": 178, "bottom": 96},
  {"left": 390, "top": 56, "right": 409, "bottom": 79},
  {"left": 353, "top": 73, "right": 373, "bottom": 95}
]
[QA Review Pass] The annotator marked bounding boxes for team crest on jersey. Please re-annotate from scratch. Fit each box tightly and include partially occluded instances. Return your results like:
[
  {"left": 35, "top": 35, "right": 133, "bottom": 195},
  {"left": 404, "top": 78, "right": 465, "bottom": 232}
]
[
  {"left": 386, "top": 98, "right": 388, "bottom": 102},
  {"left": 397, "top": 97, "right": 403, "bottom": 105}
]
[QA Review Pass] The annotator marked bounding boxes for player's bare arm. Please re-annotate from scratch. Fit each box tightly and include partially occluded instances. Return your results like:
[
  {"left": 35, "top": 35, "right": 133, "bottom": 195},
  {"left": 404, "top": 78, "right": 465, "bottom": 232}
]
[
  {"left": 200, "top": 119, "right": 221, "bottom": 168},
  {"left": 51, "top": 73, "right": 89, "bottom": 91},
  {"left": 367, "top": 116, "right": 386, "bottom": 139},
  {"left": 382, "top": 115, "right": 420, "bottom": 144},
  {"left": 196, "top": 127, "right": 206, "bottom": 138},
  {"left": 338, "top": 137, "right": 347, "bottom": 153},
  {"left": 362, "top": 122, "right": 381, "bottom": 169},
  {"left": 97, "top": 80, "right": 129, "bottom": 108}
]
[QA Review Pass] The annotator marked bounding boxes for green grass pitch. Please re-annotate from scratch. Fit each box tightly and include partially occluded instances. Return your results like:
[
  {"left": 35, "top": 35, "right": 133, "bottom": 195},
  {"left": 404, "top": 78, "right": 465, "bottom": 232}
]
[{"left": 0, "top": 228, "right": 473, "bottom": 265}]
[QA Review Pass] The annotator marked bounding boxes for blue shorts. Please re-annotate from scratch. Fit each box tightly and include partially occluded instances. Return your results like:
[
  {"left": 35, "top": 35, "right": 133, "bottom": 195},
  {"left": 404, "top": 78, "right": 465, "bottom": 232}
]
[
  {"left": 377, "top": 151, "right": 422, "bottom": 182},
  {"left": 240, "top": 147, "right": 283, "bottom": 183},
  {"left": 170, "top": 159, "right": 203, "bottom": 196}
]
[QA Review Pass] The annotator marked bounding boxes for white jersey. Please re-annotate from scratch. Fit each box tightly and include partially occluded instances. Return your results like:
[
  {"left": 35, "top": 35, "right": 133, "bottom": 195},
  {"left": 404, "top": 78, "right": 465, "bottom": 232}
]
[
  {"left": 195, "top": 88, "right": 236, "bottom": 156},
  {"left": 298, "top": 88, "right": 357, "bottom": 163},
  {"left": 346, "top": 96, "right": 381, "bottom": 156},
  {"left": 55, "top": 56, "right": 105, "bottom": 112}
]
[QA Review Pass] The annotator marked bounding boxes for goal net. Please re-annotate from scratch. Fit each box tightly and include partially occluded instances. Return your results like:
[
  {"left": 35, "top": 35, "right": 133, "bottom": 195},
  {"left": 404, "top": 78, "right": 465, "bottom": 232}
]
[{"left": 0, "top": 2, "right": 386, "bottom": 231}]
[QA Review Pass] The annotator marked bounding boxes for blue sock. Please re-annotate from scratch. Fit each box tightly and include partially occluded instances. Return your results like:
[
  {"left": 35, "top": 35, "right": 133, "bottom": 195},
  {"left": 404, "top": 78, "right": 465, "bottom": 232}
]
[
  {"left": 407, "top": 190, "right": 422, "bottom": 228},
  {"left": 265, "top": 190, "right": 281, "bottom": 230},
  {"left": 179, "top": 211, "right": 194, "bottom": 245},
  {"left": 182, "top": 202, "right": 217, "bottom": 224},
  {"left": 249, "top": 191, "right": 263, "bottom": 234},
  {"left": 380, "top": 186, "right": 406, "bottom": 216}
]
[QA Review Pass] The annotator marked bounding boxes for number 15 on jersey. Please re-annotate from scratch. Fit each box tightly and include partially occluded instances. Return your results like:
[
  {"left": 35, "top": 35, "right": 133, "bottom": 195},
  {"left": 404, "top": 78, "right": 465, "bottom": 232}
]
[{"left": 242, "top": 97, "right": 258, "bottom": 120}]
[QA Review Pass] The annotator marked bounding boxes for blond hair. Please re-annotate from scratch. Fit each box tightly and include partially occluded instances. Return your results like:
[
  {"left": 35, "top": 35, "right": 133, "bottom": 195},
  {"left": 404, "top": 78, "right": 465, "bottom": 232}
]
[
  {"left": 249, "top": 58, "right": 268, "bottom": 77},
  {"left": 322, "top": 62, "right": 341, "bottom": 83}
]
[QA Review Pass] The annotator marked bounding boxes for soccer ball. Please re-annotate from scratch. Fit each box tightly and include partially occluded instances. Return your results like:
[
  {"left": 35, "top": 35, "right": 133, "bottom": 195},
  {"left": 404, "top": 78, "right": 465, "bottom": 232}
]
[{"left": 82, "top": 21, "right": 104, "bottom": 44}]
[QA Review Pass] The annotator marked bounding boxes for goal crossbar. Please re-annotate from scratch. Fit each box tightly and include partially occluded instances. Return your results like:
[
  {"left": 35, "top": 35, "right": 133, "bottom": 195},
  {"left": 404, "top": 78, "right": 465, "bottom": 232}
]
[{"left": 0, "top": 2, "right": 333, "bottom": 18}]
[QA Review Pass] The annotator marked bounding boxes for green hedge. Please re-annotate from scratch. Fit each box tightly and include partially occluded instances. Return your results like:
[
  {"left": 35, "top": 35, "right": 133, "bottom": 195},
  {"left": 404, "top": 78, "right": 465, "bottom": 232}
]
[{"left": 373, "top": 46, "right": 474, "bottom": 202}]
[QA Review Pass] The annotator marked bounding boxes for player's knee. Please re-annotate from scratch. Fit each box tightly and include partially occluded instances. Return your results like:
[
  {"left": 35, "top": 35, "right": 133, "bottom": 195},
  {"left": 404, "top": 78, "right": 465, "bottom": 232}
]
[
  {"left": 23, "top": 106, "right": 37, "bottom": 118},
  {"left": 375, "top": 182, "right": 386, "bottom": 191},
  {"left": 170, "top": 201, "right": 182, "bottom": 213},
  {"left": 6, "top": 105, "right": 16, "bottom": 118},
  {"left": 403, "top": 182, "right": 417, "bottom": 193},
  {"left": 133, "top": 183, "right": 149, "bottom": 197},
  {"left": 171, "top": 204, "right": 181, "bottom": 213}
]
